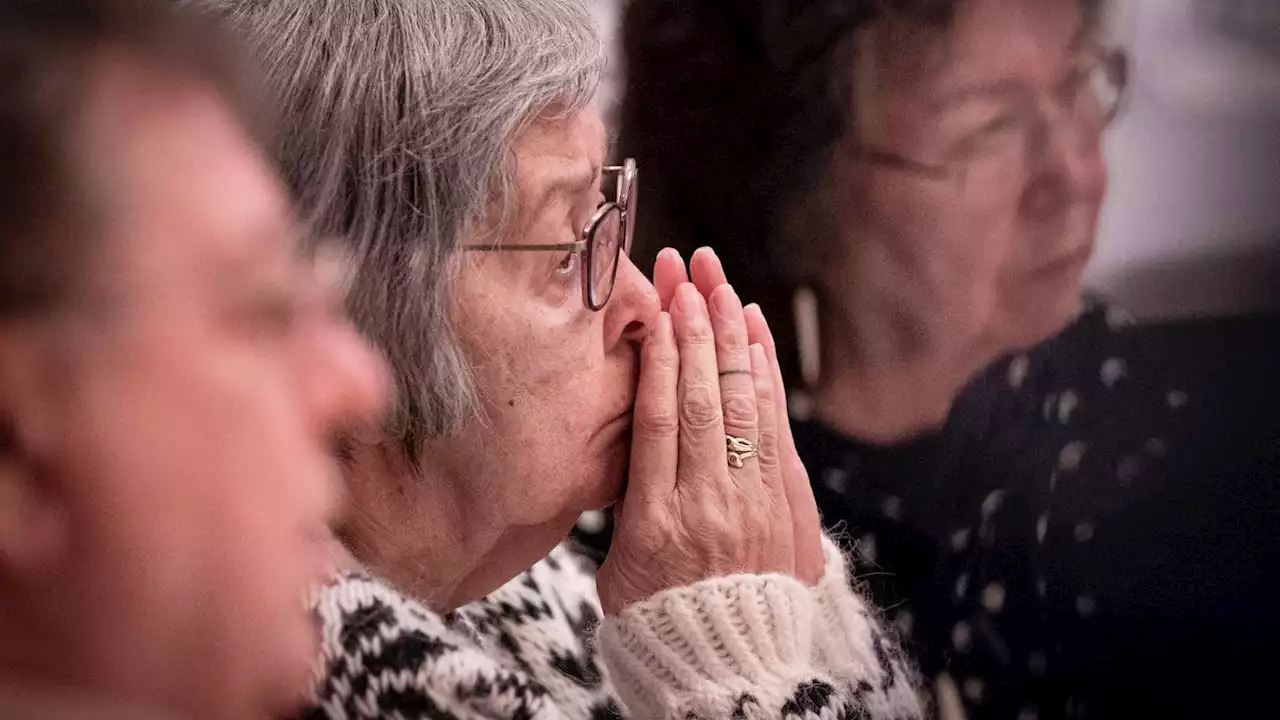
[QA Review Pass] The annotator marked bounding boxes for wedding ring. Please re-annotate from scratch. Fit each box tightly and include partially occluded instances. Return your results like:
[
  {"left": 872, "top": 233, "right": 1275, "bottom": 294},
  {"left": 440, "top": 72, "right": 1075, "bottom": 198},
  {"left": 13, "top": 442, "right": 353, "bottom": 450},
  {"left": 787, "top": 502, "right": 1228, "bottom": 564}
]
[{"left": 725, "top": 434, "right": 758, "bottom": 468}]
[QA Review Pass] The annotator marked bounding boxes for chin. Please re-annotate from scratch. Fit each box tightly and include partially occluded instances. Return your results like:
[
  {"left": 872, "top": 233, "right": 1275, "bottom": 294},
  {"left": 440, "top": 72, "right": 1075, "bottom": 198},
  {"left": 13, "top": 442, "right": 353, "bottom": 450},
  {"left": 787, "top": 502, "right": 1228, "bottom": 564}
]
[
  {"left": 584, "top": 462, "right": 629, "bottom": 511},
  {"left": 1010, "top": 291, "right": 1084, "bottom": 350}
]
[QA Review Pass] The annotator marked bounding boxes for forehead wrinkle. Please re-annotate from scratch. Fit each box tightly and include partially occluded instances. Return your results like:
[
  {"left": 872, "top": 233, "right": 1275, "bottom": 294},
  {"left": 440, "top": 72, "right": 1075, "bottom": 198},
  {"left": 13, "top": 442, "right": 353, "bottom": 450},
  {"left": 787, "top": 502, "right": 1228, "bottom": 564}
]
[{"left": 517, "top": 156, "right": 600, "bottom": 239}]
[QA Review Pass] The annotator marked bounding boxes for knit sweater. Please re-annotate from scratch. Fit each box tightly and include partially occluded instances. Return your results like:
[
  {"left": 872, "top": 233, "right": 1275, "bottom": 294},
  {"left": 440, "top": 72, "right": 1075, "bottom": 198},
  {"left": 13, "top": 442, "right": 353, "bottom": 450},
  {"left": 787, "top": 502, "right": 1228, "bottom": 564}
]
[{"left": 300, "top": 537, "right": 923, "bottom": 720}]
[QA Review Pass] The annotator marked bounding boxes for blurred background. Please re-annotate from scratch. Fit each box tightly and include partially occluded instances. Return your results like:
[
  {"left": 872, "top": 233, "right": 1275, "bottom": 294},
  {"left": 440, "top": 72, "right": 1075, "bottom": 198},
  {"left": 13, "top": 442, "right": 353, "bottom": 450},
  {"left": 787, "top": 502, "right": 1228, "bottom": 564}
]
[{"left": 595, "top": 0, "right": 1280, "bottom": 320}]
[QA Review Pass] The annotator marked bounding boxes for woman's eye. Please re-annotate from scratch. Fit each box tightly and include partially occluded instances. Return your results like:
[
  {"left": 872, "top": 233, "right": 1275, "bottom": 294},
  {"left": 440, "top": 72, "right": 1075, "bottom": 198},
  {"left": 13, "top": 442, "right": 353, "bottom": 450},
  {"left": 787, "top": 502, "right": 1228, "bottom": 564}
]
[
  {"left": 951, "top": 112, "right": 1024, "bottom": 159},
  {"left": 555, "top": 251, "right": 579, "bottom": 276}
]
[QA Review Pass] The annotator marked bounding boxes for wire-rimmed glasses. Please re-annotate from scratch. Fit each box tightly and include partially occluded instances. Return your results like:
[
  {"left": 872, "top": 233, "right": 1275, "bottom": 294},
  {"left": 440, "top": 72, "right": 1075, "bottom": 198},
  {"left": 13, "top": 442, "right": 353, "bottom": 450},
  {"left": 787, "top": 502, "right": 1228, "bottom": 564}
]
[
  {"left": 465, "top": 158, "right": 637, "bottom": 311},
  {"left": 852, "top": 47, "right": 1130, "bottom": 191}
]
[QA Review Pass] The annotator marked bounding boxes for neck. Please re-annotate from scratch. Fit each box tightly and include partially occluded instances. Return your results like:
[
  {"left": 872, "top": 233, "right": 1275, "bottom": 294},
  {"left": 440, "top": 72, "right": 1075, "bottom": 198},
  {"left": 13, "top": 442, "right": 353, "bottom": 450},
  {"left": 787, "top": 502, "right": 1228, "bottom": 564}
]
[
  {"left": 339, "top": 440, "right": 503, "bottom": 611},
  {"left": 339, "top": 439, "right": 574, "bottom": 612},
  {"left": 808, "top": 299, "right": 995, "bottom": 444}
]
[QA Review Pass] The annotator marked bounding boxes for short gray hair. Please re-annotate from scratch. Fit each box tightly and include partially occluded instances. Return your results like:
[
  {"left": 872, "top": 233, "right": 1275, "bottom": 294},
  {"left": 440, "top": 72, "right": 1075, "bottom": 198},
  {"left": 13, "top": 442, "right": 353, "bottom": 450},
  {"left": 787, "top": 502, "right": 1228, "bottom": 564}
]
[{"left": 186, "top": 0, "right": 603, "bottom": 463}]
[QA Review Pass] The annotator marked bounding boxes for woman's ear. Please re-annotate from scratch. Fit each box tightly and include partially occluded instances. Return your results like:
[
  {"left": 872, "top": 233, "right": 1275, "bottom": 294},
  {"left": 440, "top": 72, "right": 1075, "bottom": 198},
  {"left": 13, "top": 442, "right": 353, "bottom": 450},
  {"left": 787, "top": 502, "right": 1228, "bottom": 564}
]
[{"left": 0, "top": 329, "right": 71, "bottom": 579}]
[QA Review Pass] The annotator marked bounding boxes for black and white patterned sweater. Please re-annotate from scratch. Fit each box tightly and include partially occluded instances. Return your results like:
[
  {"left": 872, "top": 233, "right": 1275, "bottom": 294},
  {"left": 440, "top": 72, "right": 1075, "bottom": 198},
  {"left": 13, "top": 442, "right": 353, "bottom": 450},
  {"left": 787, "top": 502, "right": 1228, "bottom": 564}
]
[{"left": 299, "top": 538, "right": 924, "bottom": 720}]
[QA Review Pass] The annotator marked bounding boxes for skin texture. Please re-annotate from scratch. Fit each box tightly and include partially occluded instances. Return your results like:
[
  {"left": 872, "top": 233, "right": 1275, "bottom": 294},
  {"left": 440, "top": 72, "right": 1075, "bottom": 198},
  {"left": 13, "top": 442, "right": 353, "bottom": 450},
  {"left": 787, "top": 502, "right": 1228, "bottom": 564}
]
[
  {"left": 0, "top": 56, "right": 387, "bottom": 720},
  {"left": 342, "top": 109, "right": 659, "bottom": 608},
  {"left": 341, "top": 107, "right": 825, "bottom": 614},
  {"left": 598, "top": 247, "right": 825, "bottom": 614},
  {"left": 811, "top": 0, "right": 1109, "bottom": 442}
]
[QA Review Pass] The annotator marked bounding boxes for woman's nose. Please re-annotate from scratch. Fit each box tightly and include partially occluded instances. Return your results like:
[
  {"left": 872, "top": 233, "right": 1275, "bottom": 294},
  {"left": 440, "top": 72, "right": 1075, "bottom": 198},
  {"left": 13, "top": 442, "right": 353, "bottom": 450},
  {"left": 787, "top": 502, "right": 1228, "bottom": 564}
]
[
  {"left": 603, "top": 255, "right": 661, "bottom": 347},
  {"left": 305, "top": 320, "right": 391, "bottom": 435}
]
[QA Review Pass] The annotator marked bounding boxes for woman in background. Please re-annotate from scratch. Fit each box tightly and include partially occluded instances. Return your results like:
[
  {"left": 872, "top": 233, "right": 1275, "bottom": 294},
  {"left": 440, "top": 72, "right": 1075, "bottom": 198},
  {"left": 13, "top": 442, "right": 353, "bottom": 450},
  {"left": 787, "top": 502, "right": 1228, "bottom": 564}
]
[
  {"left": 0, "top": 1, "right": 386, "bottom": 718},
  {"left": 616, "top": 0, "right": 1280, "bottom": 717}
]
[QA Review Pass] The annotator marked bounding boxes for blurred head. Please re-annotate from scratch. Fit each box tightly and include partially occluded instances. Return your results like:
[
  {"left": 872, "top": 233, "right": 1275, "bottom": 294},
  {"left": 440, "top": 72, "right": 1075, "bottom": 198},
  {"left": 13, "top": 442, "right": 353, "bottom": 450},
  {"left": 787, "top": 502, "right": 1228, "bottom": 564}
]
[
  {"left": 623, "top": 0, "right": 1117, "bottom": 387},
  {"left": 195, "top": 0, "right": 658, "bottom": 593},
  {"left": 0, "top": 1, "right": 386, "bottom": 718}
]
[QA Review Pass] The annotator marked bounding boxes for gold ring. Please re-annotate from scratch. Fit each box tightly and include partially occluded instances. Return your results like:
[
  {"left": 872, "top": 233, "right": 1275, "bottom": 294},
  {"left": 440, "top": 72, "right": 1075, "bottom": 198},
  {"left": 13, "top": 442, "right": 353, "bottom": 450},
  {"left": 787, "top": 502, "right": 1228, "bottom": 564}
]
[{"left": 726, "top": 435, "right": 758, "bottom": 468}]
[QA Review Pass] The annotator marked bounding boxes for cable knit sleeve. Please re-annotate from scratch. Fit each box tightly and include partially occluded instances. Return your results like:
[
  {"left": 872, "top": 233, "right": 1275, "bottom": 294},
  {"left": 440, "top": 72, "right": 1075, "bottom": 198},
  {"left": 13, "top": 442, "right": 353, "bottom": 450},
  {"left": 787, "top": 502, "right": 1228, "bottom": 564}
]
[
  {"left": 300, "top": 543, "right": 921, "bottom": 720},
  {"left": 596, "top": 557, "right": 923, "bottom": 720}
]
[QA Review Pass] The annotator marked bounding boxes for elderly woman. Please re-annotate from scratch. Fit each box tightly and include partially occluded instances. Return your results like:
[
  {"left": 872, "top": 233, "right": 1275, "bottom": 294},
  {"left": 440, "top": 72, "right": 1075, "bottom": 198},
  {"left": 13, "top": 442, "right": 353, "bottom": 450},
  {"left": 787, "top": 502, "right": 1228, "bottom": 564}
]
[
  {"left": 0, "top": 1, "right": 385, "bottom": 719},
  {"left": 188, "top": 0, "right": 924, "bottom": 718},
  {"left": 618, "top": 0, "right": 1280, "bottom": 718}
]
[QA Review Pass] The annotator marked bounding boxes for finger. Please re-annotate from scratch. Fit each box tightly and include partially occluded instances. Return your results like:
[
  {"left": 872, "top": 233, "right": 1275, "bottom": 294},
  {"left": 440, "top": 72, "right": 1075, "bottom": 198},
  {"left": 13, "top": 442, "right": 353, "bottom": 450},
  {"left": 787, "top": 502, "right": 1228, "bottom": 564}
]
[
  {"left": 744, "top": 303, "right": 799, "bottom": 457},
  {"left": 689, "top": 246, "right": 729, "bottom": 300},
  {"left": 749, "top": 343, "right": 781, "bottom": 487},
  {"left": 627, "top": 312, "right": 680, "bottom": 503},
  {"left": 772, "top": 338, "right": 823, "bottom": 584},
  {"left": 751, "top": 342, "right": 793, "bottom": 573},
  {"left": 653, "top": 248, "right": 689, "bottom": 312},
  {"left": 745, "top": 303, "right": 823, "bottom": 583},
  {"left": 709, "top": 284, "right": 760, "bottom": 487},
  {"left": 670, "top": 283, "right": 728, "bottom": 492}
]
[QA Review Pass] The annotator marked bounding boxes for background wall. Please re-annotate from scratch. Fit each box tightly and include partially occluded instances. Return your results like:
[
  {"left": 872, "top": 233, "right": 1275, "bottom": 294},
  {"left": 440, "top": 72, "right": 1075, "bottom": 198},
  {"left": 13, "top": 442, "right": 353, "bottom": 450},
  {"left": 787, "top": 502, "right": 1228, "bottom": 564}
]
[{"left": 1087, "top": 0, "right": 1280, "bottom": 319}]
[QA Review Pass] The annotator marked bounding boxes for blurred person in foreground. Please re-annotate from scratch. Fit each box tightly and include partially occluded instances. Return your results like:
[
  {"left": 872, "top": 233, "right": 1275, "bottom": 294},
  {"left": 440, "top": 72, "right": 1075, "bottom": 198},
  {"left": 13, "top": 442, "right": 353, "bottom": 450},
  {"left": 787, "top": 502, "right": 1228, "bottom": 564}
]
[
  {"left": 0, "top": 1, "right": 387, "bottom": 718},
  {"left": 186, "top": 0, "right": 925, "bottom": 717},
  {"left": 618, "top": 0, "right": 1280, "bottom": 717}
]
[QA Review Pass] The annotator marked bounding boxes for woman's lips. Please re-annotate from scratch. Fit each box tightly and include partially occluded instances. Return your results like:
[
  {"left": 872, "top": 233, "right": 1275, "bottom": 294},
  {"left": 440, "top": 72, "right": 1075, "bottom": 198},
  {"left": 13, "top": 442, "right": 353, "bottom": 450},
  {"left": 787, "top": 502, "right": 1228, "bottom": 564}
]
[{"left": 1029, "top": 245, "right": 1092, "bottom": 280}]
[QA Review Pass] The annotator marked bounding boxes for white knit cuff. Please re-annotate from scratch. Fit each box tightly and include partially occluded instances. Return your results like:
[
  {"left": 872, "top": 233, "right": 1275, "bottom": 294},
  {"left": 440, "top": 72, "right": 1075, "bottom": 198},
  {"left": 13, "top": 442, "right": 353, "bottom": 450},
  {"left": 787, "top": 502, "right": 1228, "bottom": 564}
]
[
  {"left": 812, "top": 535, "right": 885, "bottom": 673},
  {"left": 810, "top": 533, "right": 926, "bottom": 720},
  {"left": 597, "top": 573, "right": 817, "bottom": 720}
]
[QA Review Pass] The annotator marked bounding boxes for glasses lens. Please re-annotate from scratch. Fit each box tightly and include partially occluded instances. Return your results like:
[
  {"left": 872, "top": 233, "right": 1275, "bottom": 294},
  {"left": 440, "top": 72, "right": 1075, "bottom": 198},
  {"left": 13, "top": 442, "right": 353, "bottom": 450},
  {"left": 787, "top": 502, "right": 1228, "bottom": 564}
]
[{"left": 588, "top": 204, "right": 623, "bottom": 310}]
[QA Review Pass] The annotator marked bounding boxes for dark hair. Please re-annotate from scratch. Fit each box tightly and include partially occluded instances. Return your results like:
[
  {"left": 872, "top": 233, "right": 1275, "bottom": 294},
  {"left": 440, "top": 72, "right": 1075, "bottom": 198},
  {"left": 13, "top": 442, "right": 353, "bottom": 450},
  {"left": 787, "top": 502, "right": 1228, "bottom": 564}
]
[
  {"left": 0, "top": 0, "right": 254, "bottom": 317},
  {"left": 619, "top": 0, "right": 1104, "bottom": 385}
]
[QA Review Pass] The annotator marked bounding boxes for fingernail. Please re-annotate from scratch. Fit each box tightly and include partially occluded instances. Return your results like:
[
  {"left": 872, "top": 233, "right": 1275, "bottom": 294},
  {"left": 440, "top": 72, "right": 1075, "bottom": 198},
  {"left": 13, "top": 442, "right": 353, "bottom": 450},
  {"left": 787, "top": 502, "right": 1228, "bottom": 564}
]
[
  {"left": 711, "top": 284, "right": 742, "bottom": 319},
  {"left": 674, "top": 283, "right": 703, "bottom": 315},
  {"left": 662, "top": 247, "right": 682, "bottom": 264},
  {"left": 744, "top": 302, "right": 762, "bottom": 318}
]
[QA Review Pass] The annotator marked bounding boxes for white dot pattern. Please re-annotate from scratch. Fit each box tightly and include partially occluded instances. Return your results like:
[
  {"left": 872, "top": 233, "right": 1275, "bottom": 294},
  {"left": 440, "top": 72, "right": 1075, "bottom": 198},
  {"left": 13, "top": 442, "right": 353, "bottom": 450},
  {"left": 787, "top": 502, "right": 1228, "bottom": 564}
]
[
  {"left": 982, "top": 583, "right": 1006, "bottom": 614},
  {"left": 1100, "top": 358, "right": 1127, "bottom": 388},
  {"left": 1028, "top": 652, "right": 1048, "bottom": 677},
  {"left": 1075, "top": 594, "right": 1097, "bottom": 618},
  {"left": 1073, "top": 521, "right": 1094, "bottom": 543},
  {"left": 822, "top": 467, "right": 849, "bottom": 492},
  {"left": 952, "top": 622, "right": 973, "bottom": 652},
  {"left": 758, "top": 305, "right": 1196, "bottom": 719},
  {"left": 881, "top": 495, "right": 903, "bottom": 521},
  {"left": 963, "top": 677, "right": 985, "bottom": 702},
  {"left": 1058, "top": 442, "right": 1088, "bottom": 472},
  {"left": 1057, "top": 391, "right": 1080, "bottom": 424},
  {"left": 1008, "top": 355, "right": 1031, "bottom": 389}
]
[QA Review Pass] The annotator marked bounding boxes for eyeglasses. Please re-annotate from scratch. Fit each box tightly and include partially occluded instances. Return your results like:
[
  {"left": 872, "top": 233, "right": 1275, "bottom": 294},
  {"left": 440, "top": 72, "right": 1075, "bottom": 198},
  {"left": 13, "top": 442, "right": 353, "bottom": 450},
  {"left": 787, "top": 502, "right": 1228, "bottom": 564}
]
[
  {"left": 465, "top": 158, "right": 637, "bottom": 311},
  {"left": 853, "top": 47, "right": 1129, "bottom": 191}
]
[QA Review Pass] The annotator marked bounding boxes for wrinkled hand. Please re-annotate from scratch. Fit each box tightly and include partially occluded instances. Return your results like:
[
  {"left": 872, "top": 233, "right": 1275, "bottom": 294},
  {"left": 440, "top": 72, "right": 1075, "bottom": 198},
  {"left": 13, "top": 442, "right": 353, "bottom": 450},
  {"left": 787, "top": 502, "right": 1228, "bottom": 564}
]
[{"left": 597, "top": 248, "right": 824, "bottom": 616}]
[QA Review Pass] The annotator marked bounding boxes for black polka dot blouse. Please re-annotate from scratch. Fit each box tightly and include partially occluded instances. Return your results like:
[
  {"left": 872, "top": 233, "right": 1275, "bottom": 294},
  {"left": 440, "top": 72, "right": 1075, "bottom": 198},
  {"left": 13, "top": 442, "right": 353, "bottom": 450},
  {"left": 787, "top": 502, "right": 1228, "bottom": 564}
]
[{"left": 575, "top": 303, "right": 1279, "bottom": 719}]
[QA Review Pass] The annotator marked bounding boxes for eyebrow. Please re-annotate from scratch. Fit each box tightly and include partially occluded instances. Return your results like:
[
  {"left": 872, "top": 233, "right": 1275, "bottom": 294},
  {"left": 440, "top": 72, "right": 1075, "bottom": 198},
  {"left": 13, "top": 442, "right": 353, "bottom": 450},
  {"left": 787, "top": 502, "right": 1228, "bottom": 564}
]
[
  {"left": 927, "top": 24, "right": 1089, "bottom": 114},
  {"left": 211, "top": 219, "right": 303, "bottom": 292},
  {"left": 529, "top": 160, "right": 602, "bottom": 219}
]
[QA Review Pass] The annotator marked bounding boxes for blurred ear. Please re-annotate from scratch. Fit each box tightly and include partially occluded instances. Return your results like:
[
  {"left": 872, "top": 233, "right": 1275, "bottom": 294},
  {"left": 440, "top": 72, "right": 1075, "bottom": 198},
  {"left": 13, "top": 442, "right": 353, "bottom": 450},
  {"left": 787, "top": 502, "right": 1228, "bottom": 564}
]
[{"left": 0, "top": 327, "right": 70, "bottom": 579}]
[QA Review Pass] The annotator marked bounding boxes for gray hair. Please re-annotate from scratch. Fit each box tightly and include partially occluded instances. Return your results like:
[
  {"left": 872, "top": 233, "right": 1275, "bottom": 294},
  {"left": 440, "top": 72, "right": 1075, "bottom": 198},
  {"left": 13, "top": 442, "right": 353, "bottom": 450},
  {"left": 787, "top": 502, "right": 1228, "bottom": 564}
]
[{"left": 185, "top": 0, "right": 603, "bottom": 463}]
